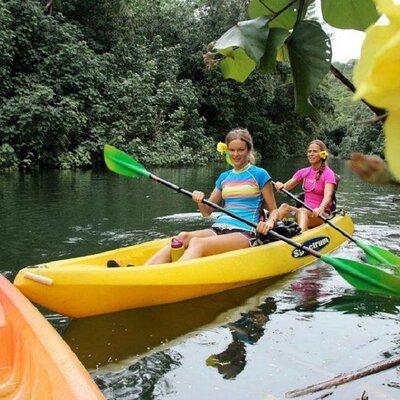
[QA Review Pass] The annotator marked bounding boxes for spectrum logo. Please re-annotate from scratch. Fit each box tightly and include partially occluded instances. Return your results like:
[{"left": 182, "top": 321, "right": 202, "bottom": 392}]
[{"left": 292, "top": 236, "right": 330, "bottom": 258}]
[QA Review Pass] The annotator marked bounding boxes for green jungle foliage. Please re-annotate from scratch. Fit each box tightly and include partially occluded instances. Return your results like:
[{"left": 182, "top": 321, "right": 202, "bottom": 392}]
[{"left": 0, "top": 0, "right": 382, "bottom": 170}]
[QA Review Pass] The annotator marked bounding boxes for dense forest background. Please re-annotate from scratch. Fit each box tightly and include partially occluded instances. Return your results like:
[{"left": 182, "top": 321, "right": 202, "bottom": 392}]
[{"left": 0, "top": 0, "right": 383, "bottom": 170}]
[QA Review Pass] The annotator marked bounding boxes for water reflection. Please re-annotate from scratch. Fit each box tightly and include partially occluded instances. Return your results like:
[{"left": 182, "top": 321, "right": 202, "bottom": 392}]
[
  {"left": 318, "top": 293, "right": 400, "bottom": 317},
  {"left": 290, "top": 266, "right": 400, "bottom": 316},
  {"left": 62, "top": 280, "right": 279, "bottom": 370},
  {"left": 290, "top": 266, "right": 327, "bottom": 312},
  {"left": 206, "top": 297, "right": 277, "bottom": 379}
]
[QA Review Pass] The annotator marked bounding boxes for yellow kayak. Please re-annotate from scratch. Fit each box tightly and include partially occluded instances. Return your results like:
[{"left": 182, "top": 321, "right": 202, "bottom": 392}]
[
  {"left": 14, "top": 214, "right": 353, "bottom": 318},
  {"left": 0, "top": 275, "right": 104, "bottom": 399}
]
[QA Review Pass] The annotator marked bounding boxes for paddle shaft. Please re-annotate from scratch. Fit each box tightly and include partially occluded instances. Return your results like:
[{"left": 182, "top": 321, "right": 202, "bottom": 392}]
[
  {"left": 150, "top": 174, "right": 322, "bottom": 259},
  {"left": 272, "top": 180, "right": 355, "bottom": 243}
]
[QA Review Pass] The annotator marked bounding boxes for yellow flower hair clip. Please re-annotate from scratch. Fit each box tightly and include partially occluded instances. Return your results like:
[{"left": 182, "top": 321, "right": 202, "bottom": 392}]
[
  {"left": 216, "top": 142, "right": 234, "bottom": 166},
  {"left": 319, "top": 150, "right": 329, "bottom": 160},
  {"left": 217, "top": 142, "right": 228, "bottom": 154}
]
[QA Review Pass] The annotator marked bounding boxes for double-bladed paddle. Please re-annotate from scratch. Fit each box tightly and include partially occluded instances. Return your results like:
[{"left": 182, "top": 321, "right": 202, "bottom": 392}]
[
  {"left": 104, "top": 145, "right": 400, "bottom": 297},
  {"left": 273, "top": 181, "right": 400, "bottom": 269}
]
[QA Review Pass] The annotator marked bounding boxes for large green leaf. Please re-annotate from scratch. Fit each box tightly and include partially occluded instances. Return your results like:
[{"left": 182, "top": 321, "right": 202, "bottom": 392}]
[
  {"left": 321, "top": 0, "right": 380, "bottom": 31},
  {"left": 248, "top": 0, "right": 297, "bottom": 29},
  {"left": 248, "top": 0, "right": 313, "bottom": 29},
  {"left": 287, "top": 20, "right": 332, "bottom": 118},
  {"left": 219, "top": 48, "right": 256, "bottom": 83},
  {"left": 214, "top": 16, "right": 269, "bottom": 63},
  {"left": 260, "top": 27, "right": 290, "bottom": 73}
]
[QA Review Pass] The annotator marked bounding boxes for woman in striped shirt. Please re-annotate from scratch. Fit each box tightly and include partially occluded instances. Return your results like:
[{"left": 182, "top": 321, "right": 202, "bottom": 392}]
[{"left": 146, "top": 128, "right": 278, "bottom": 265}]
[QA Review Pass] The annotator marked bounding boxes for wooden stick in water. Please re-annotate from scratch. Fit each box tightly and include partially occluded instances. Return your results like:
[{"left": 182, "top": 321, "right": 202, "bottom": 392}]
[{"left": 285, "top": 355, "right": 400, "bottom": 398}]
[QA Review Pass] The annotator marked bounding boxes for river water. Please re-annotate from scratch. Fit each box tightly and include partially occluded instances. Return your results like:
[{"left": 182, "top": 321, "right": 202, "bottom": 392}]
[{"left": 1, "top": 158, "right": 399, "bottom": 399}]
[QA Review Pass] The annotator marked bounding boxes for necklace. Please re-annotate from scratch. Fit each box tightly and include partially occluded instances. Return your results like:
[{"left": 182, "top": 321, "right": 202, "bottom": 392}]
[{"left": 302, "top": 167, "right": 321, "bottom": 192}]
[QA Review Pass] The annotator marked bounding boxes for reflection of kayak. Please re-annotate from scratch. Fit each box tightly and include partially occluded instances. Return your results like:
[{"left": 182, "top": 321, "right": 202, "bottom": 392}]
[
  {"left": 0, "top": 275, "right": 104, "bottom": 400},
  {"left": 63, "top": 279, "right": 278, "bottom": 370},
  {"left": 14, "top": 214, "right": 353, "bottom": 318}
]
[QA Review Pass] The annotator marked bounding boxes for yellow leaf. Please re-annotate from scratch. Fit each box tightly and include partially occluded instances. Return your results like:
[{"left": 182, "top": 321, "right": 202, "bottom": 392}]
[
  {"left": 376, "top": 0, "right": 400, "bottom": 23},
  {"left": 384, "top": 111, "right": 400, "bottom": 180},
  {"left": 276, "top": 45, "right": 289, "bottom": 62},
  {"left": 354, "top": 24, "right": 400, "bottom": 110}
]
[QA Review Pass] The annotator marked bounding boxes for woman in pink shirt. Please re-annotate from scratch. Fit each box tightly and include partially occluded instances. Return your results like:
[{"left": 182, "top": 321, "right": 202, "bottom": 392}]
[{"left": 274, "top": 140, "right": 336, "bottom": 232}]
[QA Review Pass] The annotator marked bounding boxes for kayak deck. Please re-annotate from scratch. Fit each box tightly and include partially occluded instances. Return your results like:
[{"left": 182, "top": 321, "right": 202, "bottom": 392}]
[{"left": 14, "top": 214, "right": 354, "bottom": 318}]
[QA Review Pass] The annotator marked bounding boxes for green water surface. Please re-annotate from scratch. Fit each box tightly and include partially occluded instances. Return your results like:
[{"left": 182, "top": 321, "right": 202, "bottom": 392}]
[{"left": 1, "top": 158, "right": 399, "bottom": 400}]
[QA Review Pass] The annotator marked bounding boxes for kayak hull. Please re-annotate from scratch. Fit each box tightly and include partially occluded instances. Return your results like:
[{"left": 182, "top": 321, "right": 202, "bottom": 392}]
[
  {"left": 14, "top": 214, "right": 354, "bottom": 318},
  {"left": 0, "top": 275, "right": 104, "bottom": 399}
]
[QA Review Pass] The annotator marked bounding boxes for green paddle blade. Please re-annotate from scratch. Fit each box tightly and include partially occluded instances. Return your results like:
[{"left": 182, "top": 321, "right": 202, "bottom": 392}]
[
  {"left": 321, "top": 255, "right": 400, "bottom": 297},
  {"left": 104, "top": 145, "right": 151, "bottom": 179},
  {"left": 355, "top": 240, "right": 400, "bottom": 269}
]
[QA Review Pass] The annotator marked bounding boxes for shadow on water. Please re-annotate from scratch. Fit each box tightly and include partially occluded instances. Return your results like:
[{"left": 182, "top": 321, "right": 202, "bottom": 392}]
[
  {"left": 92, "top": 294, "right": 280, "bottom": 399},
  {"left": 62, "top": 278, "right": 282, "bottom": 371},
  {"left": 83, "top": 288, "right": 282, "bottom": 399}
]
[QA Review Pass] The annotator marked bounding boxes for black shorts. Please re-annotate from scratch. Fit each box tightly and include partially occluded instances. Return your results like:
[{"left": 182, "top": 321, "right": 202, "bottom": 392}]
[{"left": 211, "top": 227, "right": 258, "bottom": 246}]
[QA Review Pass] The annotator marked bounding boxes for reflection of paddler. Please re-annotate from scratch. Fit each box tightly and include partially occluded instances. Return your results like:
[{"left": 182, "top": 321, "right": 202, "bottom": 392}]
[
  {"left": 206, "top": 297, "right": 277, "bottom": 379},
  {"left": 62, "top": 280, "right": 273, "bottom": 370}
]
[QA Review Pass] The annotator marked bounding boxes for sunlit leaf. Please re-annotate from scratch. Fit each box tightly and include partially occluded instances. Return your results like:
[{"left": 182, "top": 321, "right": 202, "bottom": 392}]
[
  {"left": 377, "top": 0, "right": 400, "bottom": 22},
  {"left": 219, "top": 48, "right": 256, "bottom": 83},
  {"left": 353, "top": 24, "right": 400, "bottom": 111},
  {"left": 214, "top": 16, "right": 269, "bottom": 62},
  {"left": 321, "top": 0, "right": 380, "bottom": 31},
  {"left": 276, "top": 44, "right": 290, "bottom": 62},
  {"left": 385, "top": 111, "right": 400, "bottom": 180},
  {"left": 260, "top": 28, "right": 290, "bottom": 73},
  {"left": 287, "top": 21, "right": 332, "bottom": 118}
]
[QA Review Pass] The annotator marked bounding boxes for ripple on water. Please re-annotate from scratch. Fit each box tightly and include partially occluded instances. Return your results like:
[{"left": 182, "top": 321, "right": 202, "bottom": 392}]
[
  {"left": 99, "top": 230, "right": 165, "bottom": 246},
  {"left": 354, "top": 224, "right": 400, "bottom": 252},
  {"left": 155, "top": 212, "right": 209, "bottom": 221}
]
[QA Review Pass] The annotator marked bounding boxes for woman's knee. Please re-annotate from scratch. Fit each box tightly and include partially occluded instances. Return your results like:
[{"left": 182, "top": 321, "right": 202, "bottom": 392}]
[
  {"left": 177, "top": 231, "right": 191, "bottom": 246},
  {"left": 278, "top": 203, "right": 290, "bottom": 212},
  {"left": 298, "top": 207, "right": 308, "bottom": 216},
  {"left": 186, "top": 236, "right": 205, "bottom": 254},
  {"left": 278, "top": 203, "right": 291, "bottom": 218}
]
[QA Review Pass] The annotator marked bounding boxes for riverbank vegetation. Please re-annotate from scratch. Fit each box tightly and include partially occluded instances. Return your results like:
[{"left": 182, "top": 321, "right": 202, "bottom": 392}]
[{"left": 0, "top": 0, "right": 382, "bottom": 170}]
